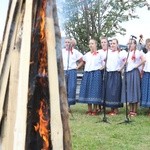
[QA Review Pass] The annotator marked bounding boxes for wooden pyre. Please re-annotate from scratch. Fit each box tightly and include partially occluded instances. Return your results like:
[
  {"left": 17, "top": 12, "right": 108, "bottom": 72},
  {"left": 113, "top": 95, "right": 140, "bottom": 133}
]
[{"left": 0, "top": 0, "right": 72, "bottom": 149}]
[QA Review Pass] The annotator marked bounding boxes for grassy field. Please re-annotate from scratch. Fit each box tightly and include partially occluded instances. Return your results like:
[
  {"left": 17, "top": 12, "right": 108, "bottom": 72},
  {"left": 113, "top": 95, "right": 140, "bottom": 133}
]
[{"left": 69, "top": 104, "right": 150, "bottom": 150}]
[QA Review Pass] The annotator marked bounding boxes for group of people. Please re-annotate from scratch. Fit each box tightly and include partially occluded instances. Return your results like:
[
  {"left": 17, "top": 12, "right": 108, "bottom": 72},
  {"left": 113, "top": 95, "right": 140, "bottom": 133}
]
[{"left": 62, "top": 36, "right": 150, "bottom": 117}]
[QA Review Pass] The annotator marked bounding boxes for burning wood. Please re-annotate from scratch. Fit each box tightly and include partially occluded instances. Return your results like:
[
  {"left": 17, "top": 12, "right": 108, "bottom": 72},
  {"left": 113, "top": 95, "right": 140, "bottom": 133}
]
[
  {"left": 26, "top": 74, "right": 51, "bottom": 150},
  {"left": 38, "top": 0, "right": 48, "bottom": 76},
  {"left": 34, "top": 99, "right": 50, "bottom": 150},
  {"left": 0, "top": 0, "right": 72, "bottom": 149}
]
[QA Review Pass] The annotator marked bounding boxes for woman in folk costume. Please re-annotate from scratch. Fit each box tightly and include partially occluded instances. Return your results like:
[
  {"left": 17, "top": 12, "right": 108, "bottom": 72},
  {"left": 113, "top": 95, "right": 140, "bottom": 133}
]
[
  {"left": 62, "top": 37, "right": 83, "bottom": 107},
  {"left": 105, "top": 38, "right": 125, "bottom": 115},
  {"left": 97, "top": 37, "right": 110, "bottom": 112},
  {"left": 98, "top": 37, "right": 109, "bottom": 72},
  {"left": 140, "top": 38, "right": 150, "bottom": 116},
  {"left": 78, "top": 39, "right": 103, "bottom": 115},
  {"left": 121, "top": 39, "right": 145, "bottom": 117}
]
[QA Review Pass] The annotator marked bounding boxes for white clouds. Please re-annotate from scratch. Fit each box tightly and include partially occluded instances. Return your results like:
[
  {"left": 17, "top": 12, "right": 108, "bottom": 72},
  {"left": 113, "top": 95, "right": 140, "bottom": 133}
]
[{"left": 116, "top": 6, "right": 150, "bottom": 45}]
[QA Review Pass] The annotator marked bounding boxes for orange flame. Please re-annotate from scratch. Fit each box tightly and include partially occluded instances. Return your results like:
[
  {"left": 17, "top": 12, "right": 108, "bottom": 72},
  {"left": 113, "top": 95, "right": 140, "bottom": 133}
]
[
  {"left": 38, "top": 0, "right": 48, "bottom": 76},
  {"left": 34, "top": 99, "right": 50, "bottom": 150}
]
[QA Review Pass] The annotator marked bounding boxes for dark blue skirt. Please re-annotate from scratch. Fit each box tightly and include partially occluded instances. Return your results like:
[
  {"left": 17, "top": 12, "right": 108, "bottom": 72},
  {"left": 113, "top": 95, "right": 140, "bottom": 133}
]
[
  {"left": 78, "top": 70, "right": 103, "bottom": 104},
  {"left": 121, "top": 68, "right": 141, "bottom": 103},
  {"left": 65, "top": 69, "right": 77, "bottom": 106},
  {"left": 103, "top": 71, "right": 123, "bottom": 108},
  {"left": 141, "top": 72, "right": 150, "bottom": 107}
]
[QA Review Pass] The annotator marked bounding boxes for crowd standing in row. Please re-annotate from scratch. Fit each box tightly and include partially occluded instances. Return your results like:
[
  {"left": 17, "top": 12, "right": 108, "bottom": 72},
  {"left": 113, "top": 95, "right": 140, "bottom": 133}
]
[{"left": 62, "top": 36, "right": 150, "bottom": 117}]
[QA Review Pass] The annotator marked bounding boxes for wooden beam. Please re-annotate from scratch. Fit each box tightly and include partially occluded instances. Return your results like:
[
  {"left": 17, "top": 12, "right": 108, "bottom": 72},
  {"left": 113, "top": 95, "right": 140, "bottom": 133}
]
[
  {"left": 1, "top": 48, "right": 20, "bottom": 150},
  {"left": 46, "top": 0, "right": 63, "bottom": 149},
  {"left": 0, "top": 0, "right": 24, "bottom": 124},
  {"left": 0, "top": 0, "right": 18, "bottom": 76},
  {"left": 0, "top": 53, "right": 11, "bottom": 122},
  {"left": 52, "top": 2, "right": 72, "bottom": 149},
  {"left": 1, "top": 7, "right": 24, "bottom": 149},
  {"left": 13, "top": 1, "right": 33, "bottom": 149}
]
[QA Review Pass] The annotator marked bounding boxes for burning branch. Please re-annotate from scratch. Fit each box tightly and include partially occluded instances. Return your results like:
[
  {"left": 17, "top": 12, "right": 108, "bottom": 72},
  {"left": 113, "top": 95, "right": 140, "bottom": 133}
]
[{"left": 34, "top": 99, "right": 50, "bottom": 150}]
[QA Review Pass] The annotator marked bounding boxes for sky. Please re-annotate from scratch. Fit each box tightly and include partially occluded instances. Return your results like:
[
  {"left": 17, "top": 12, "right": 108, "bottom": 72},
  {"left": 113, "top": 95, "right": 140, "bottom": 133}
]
[
  {"left": 0, "top": 0, "right": 150, "bottom": 45},
  {"left": 0, "top": 0, "right": 9, "bottom": 42},
  {"left": 116, "top": 5, "right": 150, "bottom": 44}
]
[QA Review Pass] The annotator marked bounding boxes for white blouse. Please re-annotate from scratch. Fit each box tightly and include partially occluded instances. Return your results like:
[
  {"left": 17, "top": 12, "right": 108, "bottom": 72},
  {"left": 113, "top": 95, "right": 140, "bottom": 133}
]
[
  {"left": 62, "top": 48, "right": 83, "bottom": 70},
  {"left": 106, "top": 50, "right": 126, "bottom": 72},
  {"left": 143, "top": 51, "right": 150, "bottom": 72},
  {"left": 98, "top": 49, "right": 108, "bottom": 67},
  {"left": 83, "top": 51, "right": 103, "bottom": 72},
  {"left": 125, "top": 50, "right": 143, "bottom": 72}
]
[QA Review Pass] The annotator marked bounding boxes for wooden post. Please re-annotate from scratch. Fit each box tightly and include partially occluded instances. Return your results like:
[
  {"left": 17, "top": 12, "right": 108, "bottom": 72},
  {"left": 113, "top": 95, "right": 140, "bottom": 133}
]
[
  {"left": 0, "top": 0, "right": 18, "bottom": 76},
  {"left": 0, "top": 0, "right": 24, "bottom": 123},
  {"left": 1, "top": 48, "right": 20, "bottom": 150},
  {"left": 46, "top": 0, "right": 63, "bottom": 149},
  {"left": 0, "top": 52, "right": 11, "bottom": 122},
  {"left": 1, "top": 8, "right": 24, "bottom": 149},
  {"left": 13, "top": 1, "right": 33, "bottom": 149},
  {"left": 52, "top": 1, "right": 72, "bottom": 149}
]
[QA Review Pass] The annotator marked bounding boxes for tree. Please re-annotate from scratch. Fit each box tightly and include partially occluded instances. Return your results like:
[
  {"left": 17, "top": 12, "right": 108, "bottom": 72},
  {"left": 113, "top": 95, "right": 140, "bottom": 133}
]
[{"left": 61, "top": 0, "right": 149, "bottom": 51}]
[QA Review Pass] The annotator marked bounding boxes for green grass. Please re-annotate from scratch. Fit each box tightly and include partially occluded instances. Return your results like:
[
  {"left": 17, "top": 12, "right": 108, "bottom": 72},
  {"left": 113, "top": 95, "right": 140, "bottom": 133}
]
[{"left": 69, "top": 104, "right": 150, "bottom": 150}]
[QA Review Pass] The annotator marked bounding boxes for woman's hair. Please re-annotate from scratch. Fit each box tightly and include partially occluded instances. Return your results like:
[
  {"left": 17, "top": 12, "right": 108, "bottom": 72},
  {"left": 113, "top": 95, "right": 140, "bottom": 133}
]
[
  {"left": 89, "top": 39, "right": 97, "bottom": 45},
  {"left": 145, "top": 38, "right": 150, "bottom": 50},
  {"left": 100, "top": 36, "right": 108, "bottom": 42},
  {"left": 71, "top": 38, "right": 77, "bottom": 46},
  {"left": 112, "top": 38, "right": 119, "bottom": 44},
  {"left": 145, "top": 38, "right": 150, "bottom": 45},
  {"left": 130, "top": 39, "right": 137, "bottom": 45},
  {"left": 65, "top": 37, "right": 70, "bottom": 40}
]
